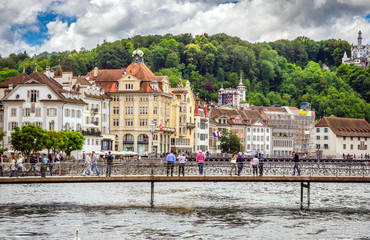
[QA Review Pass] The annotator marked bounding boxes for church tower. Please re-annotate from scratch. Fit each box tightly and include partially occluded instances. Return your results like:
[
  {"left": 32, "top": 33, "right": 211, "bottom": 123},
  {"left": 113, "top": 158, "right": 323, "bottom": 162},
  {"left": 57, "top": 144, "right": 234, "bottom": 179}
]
[{"left": 358, "top": 30, "right": 363, "bottom": 48}]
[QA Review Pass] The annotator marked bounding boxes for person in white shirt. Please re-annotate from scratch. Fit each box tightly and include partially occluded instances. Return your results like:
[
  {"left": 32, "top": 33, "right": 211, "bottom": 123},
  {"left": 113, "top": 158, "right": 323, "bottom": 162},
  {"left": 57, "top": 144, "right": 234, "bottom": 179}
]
[
  {"left": 90, "top": 151, "right": 100, "bottom": 176},
  {"left": 85, "top": 153, "right": 91, "bottom": 176},
  {"left": 251, "top": 155, "right": 259, "bottom": 176},
  {"left": 177, "top": 153, "right": 186, "bottom": 176}
]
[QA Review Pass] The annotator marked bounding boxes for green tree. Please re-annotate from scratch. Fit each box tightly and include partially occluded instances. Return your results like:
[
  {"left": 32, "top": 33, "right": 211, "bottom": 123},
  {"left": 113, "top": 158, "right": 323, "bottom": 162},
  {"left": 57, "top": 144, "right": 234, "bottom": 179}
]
[
  {"left": 10, "top": 125, "right": 46, "bottom": 162},
  {"left": 60, "top": 131, "right": 85, "bottom": 158},
  {"left": 219, "top": 129, "right": 242, "bottom": 153},
  {"left": 0, "top": 129, "right": 8, "bottom": 153},
  {"left": 44, "top": 131, "right": 67, "bottom": 155}
]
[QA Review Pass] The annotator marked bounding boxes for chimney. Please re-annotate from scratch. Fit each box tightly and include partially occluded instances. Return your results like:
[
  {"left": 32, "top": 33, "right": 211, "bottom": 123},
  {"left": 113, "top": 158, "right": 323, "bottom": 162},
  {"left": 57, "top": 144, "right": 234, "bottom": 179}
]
[
  {"left": 93, "top": 67, "right": 98, "bottom": 77},
  {"left": 45, "top": 66, "right": 50, "bottom": 78},
  {"left": 8, "top": 83, "right": 13, "bottom": 90}
]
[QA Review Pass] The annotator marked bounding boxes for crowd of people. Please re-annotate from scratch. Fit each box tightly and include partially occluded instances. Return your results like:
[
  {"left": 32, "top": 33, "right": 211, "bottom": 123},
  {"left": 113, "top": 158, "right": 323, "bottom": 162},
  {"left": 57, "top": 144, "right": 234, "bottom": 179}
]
[{"left": 0, "top": 150, "right": 305, "bottom": 178}]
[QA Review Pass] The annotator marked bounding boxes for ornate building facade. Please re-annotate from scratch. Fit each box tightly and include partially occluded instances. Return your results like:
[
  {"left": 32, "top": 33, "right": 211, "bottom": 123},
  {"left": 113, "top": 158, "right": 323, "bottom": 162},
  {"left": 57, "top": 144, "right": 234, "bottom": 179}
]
[
  {"left": 342, "top": 30, "right": 370, "bottom": 69},
  {"left": 92, "top": 49, "right": 174, "bottom": 156}
]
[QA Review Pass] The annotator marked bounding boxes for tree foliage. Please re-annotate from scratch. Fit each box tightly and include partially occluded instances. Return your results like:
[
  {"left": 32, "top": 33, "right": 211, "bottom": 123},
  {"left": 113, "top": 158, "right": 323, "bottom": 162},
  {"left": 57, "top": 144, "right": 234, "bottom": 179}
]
[
  {"left": 1, "top": 33, "right": 368, "bottom": 121},
  {"left": 60, "top": 131, "right": 85, "bottom": 157},
  {"left": 219, "top": 130, "right": 243, "bottom": 153}
]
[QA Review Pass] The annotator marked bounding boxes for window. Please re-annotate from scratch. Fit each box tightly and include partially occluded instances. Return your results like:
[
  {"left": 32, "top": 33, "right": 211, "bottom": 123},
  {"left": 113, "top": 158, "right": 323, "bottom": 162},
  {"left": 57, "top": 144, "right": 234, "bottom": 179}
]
[
  {"left": 266, "top": 145, "right": 269, "bottom": 150},
  {"left": 71, "top": 109, "right": 75, "bottom": 118},
  {"left": 343, "top": 144, "right": 346, "bottom": 150},
  {"left": 358, "top": 137, "right": 361, "bottom": 141},
  {"left": 324, "top": 136, "right": 329, "bottom": 140},
  {"left": 125, "top": 106, "right": 133, "bottom": 115},
  {"left": 153, "top": 107, "right": 157, "bottom": 115},
  {"left": 125, "top": 119, "right": 133, "bottom": 126},
  {"left": 125, "top": 84, "right": 133, "bottom": 90},
  {"left": 351, "top": 144, "right": 353, "bottom": 150},
  {"left": 35, "top": 122, "right": 42, "bottom": 127},
  {"left": 316, "top": 128, "right": 320, "bottom": 133},
  {"left": 11, "top": 108, "right": 17, "bottom": 117},
  {"left": 29, "top": 90, "right": 38, "bottom": 102},
  {"left": 86, "top": 117, "right": 89, "bottom": 124},
  {"left": 65, "top": 109, "right": 70, "bottom": 117},
  {"left": 140, "top": 107, "right": 148, "bottom": 114},
  {"left": 113, "top": 96, "right": 119, "bottom": 102},
  {"left": 47, "top": 108, "right": 57, "bottom": 117},
  {"left": 113, "top": 107, "right": 119, "bottom": 114},
  {"left": 49, "top": 121, "right": 54, "bottom": 131},
  {"left": 343, "top": 136, "right": 346, "bottom": 140},
  {"left": 266, "top": 136, "right": 269, "bottom": 141},
  {"left": 140, "top": 96, "right": 148, "bottom": 102},
  {"left": 113, "top": 119, "right": 119, "bottom": 126},
  {"left": 8, "top": 122, "right": 18, "bottom": 131},
  {"left": 324, "top": 144, "right": 329, "bottom": 149},
  {"left": 140, "top": 119, "right": 148, "bottom": 127},
  {"left": 154, "top": 96, "right": 157, "bottom": 102},
  {"left": 324, "top": 128, "right": 328, "bottom": 133},
  {"left": 103, "top": 102, "right": 107, "bottom": 109},
  {"left": 351, "top": 137, "right": 353, "bottom": 141},
  {"left": 77, "top": 110, "right": 81, "bottom": 118},
  {"left": 96, "top": 139, "right": 100, "bottom": 145},
  {"left": 126, "top": 96, "right": 133, "bottom": 102},
  {"left": 76, "top": 124, "right": 81, "bottom": 131},
  {"left": 35, "top": 108, "right": 41, "bottom": 117},
  {"left": 103, "top": 114, "right": 107, "bottom": 121},
  {"left": 23, "top": 108, "right": 30, "bottom": 117}
]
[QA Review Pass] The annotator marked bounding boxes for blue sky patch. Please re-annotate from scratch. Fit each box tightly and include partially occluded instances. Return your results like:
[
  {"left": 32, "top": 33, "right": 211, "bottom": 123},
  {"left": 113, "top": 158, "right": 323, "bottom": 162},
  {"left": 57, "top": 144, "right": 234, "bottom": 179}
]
[
  {"left": 366, "top": 14, "right": 370, "bottom": 22},
  {"left": 12, "top": 12, "right": 76, "bottom": 47}
]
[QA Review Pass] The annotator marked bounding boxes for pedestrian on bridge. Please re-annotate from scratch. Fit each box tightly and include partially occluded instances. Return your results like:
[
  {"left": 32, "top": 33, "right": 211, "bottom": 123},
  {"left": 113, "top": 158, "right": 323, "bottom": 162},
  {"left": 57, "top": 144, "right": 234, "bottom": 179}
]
[
  {"left": 106, "top": 151, "right": 114, "bottom": 177},
  {"left": 85, "top": 153, "right": 91, "bottom": 176},
  {"left": 177, "top": 152, "right": 186, "bottom": 177},
  {"left": 166, "top": 151, "right": 175, "bottom": 176},
  {"left": 251, "top": 155, "right": 259, "bottom": 176},
  {"left": 91, "top": 151, "right": 100, "bottom": 177},
  {"left": 196, "top": 150, "right": 205, "bottom": 175},
  {"left": 9, "top": 153, "right": 17, "bottom": 177},
  {"left": 40, "top": 154, "right": 48, "bottom": 178},
  {"left": 258, "top": 153, "right": 264, "bottom": 176},
  {"left": 48, "top": 154, "right": 53, "bottom": 176},
  {"left": 230, "top": 153, "right": 237, "bottom": 176},
  {"left": 292, "top": 152, "right": 301, "bottom": 176},
  {"left": 237, "top": 152, "right": 244, "bottom": 176},
  {"left": 16, "top": 154, "right": 25, "bottom": 177},
  {"left": 26, "top": 153, "right": 37, "bottom": 176}
]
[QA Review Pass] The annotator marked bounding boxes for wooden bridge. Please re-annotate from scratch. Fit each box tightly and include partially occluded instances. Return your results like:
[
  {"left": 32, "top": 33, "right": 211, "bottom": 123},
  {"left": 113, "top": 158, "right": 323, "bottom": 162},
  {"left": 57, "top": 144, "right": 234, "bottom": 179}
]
[{"left": 1, "top": 175, "right": 369, "bottom": 209}]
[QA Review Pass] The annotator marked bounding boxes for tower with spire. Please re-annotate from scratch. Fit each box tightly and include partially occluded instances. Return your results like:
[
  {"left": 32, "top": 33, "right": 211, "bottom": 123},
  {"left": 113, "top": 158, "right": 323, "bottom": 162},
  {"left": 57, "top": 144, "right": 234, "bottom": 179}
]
[
  {"left": 218, "top": 72, "right": 247, "bottom": 107},
  {"left": 342, "top": 30, "right": 370, "bottom": 69}
]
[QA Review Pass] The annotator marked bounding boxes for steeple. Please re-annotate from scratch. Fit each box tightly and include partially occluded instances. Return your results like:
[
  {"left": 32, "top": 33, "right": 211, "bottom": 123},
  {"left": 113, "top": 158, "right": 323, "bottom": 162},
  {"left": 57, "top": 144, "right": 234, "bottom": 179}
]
[
  {"left": 358, "top": 30, "right": 363, "bottom": 48},
  {"left": 176, "top": 76, "right": 184, "bottom": 89}
]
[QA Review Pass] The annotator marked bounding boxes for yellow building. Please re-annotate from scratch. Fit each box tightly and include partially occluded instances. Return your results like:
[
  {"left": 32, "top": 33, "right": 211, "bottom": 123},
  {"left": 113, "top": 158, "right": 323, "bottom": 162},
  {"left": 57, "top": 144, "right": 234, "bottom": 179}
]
[
  {"left": 90, "top": 49, "right": 174, "bottom": 156},
  {"left": 170, "top": 77, "right": 196, "bottom": 154}
]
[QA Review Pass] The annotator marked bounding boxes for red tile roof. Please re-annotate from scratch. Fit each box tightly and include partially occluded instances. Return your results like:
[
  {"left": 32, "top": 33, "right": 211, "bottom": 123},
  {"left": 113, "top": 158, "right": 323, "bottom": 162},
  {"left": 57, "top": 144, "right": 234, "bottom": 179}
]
[
  {"left": 0, "top": 73, "right": 30, "bottom": 88},
  {"left": 315, "top": 115, "right": 370, "bottom": 137}
]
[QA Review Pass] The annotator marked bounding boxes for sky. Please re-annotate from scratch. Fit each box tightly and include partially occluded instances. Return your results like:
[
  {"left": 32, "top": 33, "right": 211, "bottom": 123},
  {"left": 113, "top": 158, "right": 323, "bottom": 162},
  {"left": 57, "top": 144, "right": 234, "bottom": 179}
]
[{"left": 1, "top": 0, "right": 370, "bottom": 57}]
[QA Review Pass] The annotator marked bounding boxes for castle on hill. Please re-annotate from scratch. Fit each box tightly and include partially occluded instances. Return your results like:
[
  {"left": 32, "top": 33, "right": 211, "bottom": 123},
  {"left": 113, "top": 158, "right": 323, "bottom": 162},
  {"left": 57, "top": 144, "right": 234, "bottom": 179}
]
[{"left": 342, "top": 30, "right": 370, "bottom": 69}]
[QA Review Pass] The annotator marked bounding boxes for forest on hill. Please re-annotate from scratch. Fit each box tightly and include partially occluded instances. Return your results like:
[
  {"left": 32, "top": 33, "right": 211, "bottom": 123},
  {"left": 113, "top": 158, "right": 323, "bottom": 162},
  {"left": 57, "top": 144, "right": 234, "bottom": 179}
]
[{"left": 0, "top": 33, "right": 369, "bottom": 121}]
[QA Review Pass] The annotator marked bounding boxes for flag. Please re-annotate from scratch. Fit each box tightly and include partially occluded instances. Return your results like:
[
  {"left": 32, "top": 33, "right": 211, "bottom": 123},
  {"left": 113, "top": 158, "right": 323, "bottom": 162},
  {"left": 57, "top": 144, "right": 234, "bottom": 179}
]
[
  {"left": 159, "top": 124, "right": 162, "bottom": 130},
  {"left": 213, "top": 132, "right": 217, "bottom": 137},
  {"left": 213, "top": 131, "right": 220, "bottom": 138}
]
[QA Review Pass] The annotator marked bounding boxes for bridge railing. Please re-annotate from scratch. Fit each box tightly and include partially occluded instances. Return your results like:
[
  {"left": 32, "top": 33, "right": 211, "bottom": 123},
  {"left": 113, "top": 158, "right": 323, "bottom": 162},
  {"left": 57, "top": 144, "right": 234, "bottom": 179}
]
[{"left": 0, "top": 160, "right": 369, "bottom": 177}]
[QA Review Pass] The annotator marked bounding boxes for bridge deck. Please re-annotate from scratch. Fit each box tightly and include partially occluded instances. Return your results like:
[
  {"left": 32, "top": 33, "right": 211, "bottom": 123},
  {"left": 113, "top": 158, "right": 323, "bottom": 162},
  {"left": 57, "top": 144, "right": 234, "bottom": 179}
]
[{"left": 0, "top": 175, "right": 369, "bottom": 184}]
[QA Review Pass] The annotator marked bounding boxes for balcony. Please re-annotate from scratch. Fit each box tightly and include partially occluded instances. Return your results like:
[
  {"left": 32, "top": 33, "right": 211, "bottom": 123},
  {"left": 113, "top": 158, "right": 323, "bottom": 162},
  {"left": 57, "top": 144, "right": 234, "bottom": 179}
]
[
  {"left": 186, "top": 122, "right": 195, "bottom": 129},
  {"left": 82, "top": 130, "right": 102, "bottom": 136},
  {"left": 91, "top": 121, "right": 99, "bottom": 126}
]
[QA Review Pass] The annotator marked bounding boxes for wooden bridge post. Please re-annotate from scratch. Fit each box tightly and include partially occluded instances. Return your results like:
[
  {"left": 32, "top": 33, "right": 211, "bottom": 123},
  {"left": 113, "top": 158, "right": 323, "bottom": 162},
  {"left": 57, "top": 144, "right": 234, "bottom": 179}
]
[
  {"left": 150, "top": 181, "right": 154, "bottom": 208},
  {"left": 300, "top": 182, "right": 311, "bottom": 209}
]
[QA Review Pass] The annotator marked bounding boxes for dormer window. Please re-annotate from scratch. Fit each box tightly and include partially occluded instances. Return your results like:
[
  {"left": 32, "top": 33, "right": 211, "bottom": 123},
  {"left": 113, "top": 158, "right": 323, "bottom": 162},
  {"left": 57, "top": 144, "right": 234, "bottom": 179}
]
[
  {"left": 28, "top": 90, "right": 39, "bottom": 102},
  {"left": 116, "top": 83, "right": 119, "bottom": 89}
]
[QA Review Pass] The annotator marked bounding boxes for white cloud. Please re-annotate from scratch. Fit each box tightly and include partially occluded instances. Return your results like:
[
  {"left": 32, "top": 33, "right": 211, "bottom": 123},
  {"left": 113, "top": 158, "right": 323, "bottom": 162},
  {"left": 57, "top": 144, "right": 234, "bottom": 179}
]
[{"left": 1, "top": 0, "right": 370, "bottom": 57}]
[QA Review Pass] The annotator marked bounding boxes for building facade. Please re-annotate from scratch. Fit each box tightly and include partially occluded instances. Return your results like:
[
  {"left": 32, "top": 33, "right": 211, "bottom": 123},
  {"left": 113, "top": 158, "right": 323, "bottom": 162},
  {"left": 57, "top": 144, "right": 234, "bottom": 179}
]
[
  {"left": 314, "top": 115, "right": 370, "bottom": 159},
  {"left": 92, "top": 49, "right": 174, "bottom": 156},
  {"left": 342, "top": 30, "right": 370, "bottom": 69},
  {"left": 194, "top": 100, "right": 209, "bottom": 153},
  {"left": 218, "top": 76, "right": 246, "bottom": 107},
  {"left": 0, "top": 72, "right": 86, "bottom": 158},
  {"left": 170, "top": 78, "right": 196, "bottom": 154}
]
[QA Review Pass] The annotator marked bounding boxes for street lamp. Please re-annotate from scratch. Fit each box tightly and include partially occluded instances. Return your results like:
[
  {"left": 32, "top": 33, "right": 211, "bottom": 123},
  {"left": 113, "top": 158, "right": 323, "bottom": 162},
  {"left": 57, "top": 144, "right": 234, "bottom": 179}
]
[{"left": 149, "top": 122, "right": 155, "bottom": 176}]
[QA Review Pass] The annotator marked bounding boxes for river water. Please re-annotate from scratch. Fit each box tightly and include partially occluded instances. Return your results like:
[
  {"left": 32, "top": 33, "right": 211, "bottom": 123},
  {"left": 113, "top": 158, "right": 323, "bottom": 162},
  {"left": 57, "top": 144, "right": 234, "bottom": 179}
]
[{"left": 0, "top": 182, "right": 369, "bottom": 239}]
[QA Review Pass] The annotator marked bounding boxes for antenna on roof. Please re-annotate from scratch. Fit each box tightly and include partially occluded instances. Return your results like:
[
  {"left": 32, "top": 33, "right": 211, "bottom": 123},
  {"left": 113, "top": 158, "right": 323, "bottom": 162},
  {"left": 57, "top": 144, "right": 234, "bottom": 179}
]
[
  {"left": 35, "top": 62, "right": 37, "bottom": 72},
  {"left": 23, "top": 66, "right": 25, "bottom": 74}
]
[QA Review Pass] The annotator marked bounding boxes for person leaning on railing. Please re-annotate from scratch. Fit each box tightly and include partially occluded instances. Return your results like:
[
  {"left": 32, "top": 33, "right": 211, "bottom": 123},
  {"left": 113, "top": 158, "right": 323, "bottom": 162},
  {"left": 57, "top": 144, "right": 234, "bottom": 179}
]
[{"left": 106, "top": 151, "right": 114, "bottom": 177}]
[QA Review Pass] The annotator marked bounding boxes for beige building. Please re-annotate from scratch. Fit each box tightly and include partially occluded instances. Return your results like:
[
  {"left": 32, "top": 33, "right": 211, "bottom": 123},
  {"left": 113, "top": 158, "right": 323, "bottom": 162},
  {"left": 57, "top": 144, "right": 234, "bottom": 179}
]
[
  {"left": 315, "top": 115, "right": 370, "bottom": 159},
  {"left": 170, "top": 78, "right": 196, "bottom": 154},
  {"left": 91, "top": 49, "right": 174, "bottom": 156}
]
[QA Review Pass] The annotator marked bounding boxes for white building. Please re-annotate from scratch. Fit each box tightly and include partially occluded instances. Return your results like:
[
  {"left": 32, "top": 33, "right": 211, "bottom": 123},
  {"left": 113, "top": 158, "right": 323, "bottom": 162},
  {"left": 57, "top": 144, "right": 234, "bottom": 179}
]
[
  {"left": 218, "top": 76, "right": 246, "bottom": 108},
  {"left": 315, "top": 115, "right": 370, "bottom": 159},
  {"left": 342, "top": 30, "right": 370, "bottom": 69},
  {"left": 0, "top": 72, "right": 86, "bottom": 158},
  {"left": 194, "top": 100, "right": 209, "bottom": 153}
]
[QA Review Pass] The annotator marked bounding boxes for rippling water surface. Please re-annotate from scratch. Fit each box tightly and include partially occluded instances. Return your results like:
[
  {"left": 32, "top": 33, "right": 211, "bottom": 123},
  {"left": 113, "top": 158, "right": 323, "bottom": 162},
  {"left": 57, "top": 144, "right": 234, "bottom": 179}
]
[{"left": 0, "top": 182, "right": 369, "bottom": 239}]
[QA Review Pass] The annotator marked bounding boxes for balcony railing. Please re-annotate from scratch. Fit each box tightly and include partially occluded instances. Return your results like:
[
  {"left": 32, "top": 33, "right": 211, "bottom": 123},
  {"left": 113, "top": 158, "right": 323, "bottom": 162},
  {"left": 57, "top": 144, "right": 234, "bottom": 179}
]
[
  {"left": 91, "top": 108, "right": 99, "bottom": 114},
  {"left": 186, "top": 123, "right": 195, "bottom": 129},
  {"left": 82, "top": 130, "right": 102, "bottom": 136}
]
